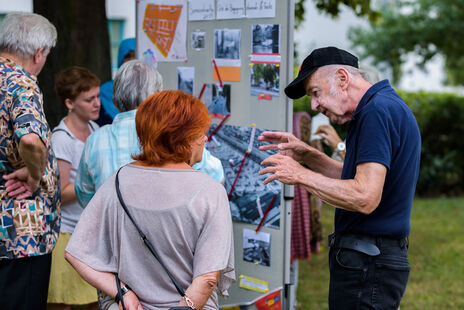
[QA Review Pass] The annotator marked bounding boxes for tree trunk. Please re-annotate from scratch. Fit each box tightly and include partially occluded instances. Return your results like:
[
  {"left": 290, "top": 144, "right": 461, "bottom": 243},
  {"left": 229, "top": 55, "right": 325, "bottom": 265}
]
[{"left": 33, "top": 0, "right": 111, "bottom": 129}]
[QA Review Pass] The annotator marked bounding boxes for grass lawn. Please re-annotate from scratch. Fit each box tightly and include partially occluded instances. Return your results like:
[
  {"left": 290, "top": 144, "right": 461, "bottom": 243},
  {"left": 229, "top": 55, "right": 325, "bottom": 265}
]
[{"left": 296, "top": 198, "right": 464, "bottom": 309}]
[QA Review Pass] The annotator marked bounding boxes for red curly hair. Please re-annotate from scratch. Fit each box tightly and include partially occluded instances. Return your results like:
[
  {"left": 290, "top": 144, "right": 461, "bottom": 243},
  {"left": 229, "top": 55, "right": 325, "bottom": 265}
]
[{"left": 133, "top": 90, "right": 211, "bottom": 166}]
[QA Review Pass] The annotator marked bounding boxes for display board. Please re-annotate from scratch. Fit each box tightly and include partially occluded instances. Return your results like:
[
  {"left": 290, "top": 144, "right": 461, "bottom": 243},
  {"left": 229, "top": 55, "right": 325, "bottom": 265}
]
[{"left": 136, "top": 1, "right": 295, "bottom": 309}]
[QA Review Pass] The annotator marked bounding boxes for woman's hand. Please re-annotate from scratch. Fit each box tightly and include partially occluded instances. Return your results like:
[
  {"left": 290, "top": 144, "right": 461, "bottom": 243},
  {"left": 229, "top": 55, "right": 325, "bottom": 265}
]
[
  {"left": 120, "top": 291, "right": 143, "bottom": 310},
  {"left": 315, "top": 124, "right": 342, "bottom": 152}
]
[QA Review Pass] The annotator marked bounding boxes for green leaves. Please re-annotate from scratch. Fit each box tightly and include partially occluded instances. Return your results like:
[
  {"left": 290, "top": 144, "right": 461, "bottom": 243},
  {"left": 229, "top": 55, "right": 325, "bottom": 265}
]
[
  {"left": 350, "top": 0, "right": 464, "bottom": 85},
  {"left": 294, "top": 0, "right": 380, "bottom": 29}
]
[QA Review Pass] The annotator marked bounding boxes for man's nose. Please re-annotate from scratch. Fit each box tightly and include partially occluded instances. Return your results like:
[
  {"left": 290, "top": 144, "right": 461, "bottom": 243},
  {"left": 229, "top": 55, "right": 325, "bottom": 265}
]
[{"left": 311, "top": 98, "right": 319, "bottom": 111}]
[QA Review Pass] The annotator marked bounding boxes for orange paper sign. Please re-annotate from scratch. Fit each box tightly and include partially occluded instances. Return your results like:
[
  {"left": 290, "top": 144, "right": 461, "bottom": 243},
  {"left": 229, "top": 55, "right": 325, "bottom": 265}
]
[{"left": 143, "top": 4, "right": 182, "bottom": 58}]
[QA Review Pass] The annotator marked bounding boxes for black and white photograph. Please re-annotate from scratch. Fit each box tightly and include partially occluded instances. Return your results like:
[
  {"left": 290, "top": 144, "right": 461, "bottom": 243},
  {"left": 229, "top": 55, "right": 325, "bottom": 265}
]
[
  {"left": 206, "top": 124, "right": 281, "bottom": 229},
  {"left": 243, "top": 228, "right": 271, "bottom": 267},
  {"left": 191, "top": 31, "right": 206, "bottom": 50},
  {"left": 203, "top": 84, "right": 231, "bottom": 119},
  {"left": 250, "top": 63, "right": 280, "bottom": 97},
  {"left": 252, "top": 24, "right": 279, "bottom": 54},
  {"left": 177, "top": 66, "right": 194, "bottom": 95},
  {"left": 214, "top": 29, "right": 241, "bottom": 59}
]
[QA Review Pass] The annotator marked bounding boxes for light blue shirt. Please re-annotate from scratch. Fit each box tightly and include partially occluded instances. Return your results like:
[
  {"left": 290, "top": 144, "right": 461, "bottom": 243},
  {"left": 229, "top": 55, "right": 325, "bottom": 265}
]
[{"left": 75, "top": 109, "right": 224, "bottom": 207}]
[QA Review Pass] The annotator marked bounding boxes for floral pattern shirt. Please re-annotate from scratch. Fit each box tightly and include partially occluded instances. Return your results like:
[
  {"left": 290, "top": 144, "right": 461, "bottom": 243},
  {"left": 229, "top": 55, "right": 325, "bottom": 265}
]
[{"left": 0, "top": 56, "right": 60, "bottom": 259}]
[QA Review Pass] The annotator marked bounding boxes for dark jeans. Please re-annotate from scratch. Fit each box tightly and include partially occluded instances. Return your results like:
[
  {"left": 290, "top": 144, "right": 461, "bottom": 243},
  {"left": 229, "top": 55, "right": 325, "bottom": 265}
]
[
  {"left": 328, "top": 233, "right": 409, "bottom": 310},
  {"left": 0, "top": 253, "right": 52, "bottom": 310}
]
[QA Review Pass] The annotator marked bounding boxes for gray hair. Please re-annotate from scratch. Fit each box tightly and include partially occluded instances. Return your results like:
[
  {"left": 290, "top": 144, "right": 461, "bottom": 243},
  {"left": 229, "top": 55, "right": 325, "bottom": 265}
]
[
  {"left": 0, "top": 12, "right": 57, "bottom": 59},
  {"left": 113, "top": 59, "right": 163, "bottom": 112},
  {"left": 359, "top": 63, "right": 381, "bottom": 84},
  {"left": 319, "top": 64, "right": 380, "bottom": 85}
]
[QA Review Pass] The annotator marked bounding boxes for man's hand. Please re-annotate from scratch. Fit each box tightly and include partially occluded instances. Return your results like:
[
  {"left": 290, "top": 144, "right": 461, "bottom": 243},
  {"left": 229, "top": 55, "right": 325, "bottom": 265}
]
[
  {"left": 260, "top": 154, "right": 308, "bottom": 185},
  {"left": 258, "top": 131, "right": 312, "bottom": 163},
  {"left": 120, "top": 291, "right": 143, "bottom": 310},
  {"left": 3, "top": 167, "right": 40, "bottom": 199}
]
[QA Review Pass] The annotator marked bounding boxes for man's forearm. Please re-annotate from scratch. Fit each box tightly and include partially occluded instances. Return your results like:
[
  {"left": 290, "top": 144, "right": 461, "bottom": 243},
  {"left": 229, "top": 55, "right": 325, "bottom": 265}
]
[
  {"left": 298, "top": 162, "right": 386, "bottom": 214},
  {"left": 303, "top": 148, "right": 343, "bottom": 179},
  {"left": 18, "top": 133, "right": 47, "bottom": 180}
]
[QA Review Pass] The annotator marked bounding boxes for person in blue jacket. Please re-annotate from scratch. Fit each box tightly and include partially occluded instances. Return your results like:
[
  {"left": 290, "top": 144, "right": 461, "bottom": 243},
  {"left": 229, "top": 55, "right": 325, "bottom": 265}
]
[{"left": 97, "top": 38, "right": 136, "bottom": 126}]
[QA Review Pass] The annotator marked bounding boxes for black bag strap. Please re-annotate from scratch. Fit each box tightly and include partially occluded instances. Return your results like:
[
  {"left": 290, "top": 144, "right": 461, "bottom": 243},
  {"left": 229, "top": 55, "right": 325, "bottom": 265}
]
[
  {"left": 114, "top": 167, "right": 186, "bottom": 298},
  {"left": 115, "top": 273, "right": 126, "bottom": 310}
]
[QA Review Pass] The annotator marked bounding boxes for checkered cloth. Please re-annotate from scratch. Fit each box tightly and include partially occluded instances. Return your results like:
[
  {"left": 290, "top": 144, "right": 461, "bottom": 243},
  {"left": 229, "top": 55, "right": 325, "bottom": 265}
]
[{"left": 291, "top": 112, "right": 323, "bottom": 262}]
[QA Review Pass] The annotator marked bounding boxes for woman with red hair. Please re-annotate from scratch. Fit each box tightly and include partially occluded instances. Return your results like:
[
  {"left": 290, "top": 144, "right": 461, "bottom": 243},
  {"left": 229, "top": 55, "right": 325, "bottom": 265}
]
[{"left": 65, "top": 90, "right": 235, "bottom": 310}]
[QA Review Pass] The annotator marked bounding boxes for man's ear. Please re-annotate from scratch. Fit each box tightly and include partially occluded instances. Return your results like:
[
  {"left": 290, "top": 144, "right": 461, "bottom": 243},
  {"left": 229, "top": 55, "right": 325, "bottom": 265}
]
[
  {"left": 33, "top": 47, "right": 45, "bottom": 64},
  {"left": 336, "top": 68, "right": 350, "bottom": 90}
]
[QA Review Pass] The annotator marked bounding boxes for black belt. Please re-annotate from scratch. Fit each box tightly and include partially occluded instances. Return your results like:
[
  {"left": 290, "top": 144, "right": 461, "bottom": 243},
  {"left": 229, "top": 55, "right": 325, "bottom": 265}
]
[{"left": 328, "top": 232, "right": 408, "bottom": 256}]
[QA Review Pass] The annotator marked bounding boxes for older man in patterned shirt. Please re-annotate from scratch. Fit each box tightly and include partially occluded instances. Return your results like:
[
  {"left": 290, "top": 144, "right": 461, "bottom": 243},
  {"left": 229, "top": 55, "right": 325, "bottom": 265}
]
[{"left": 0, "top": 12, "right": 59, "bottom": 310}]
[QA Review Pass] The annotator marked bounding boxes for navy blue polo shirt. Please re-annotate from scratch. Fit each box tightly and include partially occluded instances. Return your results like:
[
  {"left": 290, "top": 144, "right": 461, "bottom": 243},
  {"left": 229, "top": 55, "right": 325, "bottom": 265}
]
[{"left": 335, "top": 80, "right": 421, "bottom": 238}]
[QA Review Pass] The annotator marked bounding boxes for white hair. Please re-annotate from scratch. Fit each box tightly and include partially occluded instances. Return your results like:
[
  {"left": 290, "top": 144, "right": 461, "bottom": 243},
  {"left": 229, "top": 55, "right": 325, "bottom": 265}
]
[
  {"left": 0, "top": 12, "right": 57, "bottom": 59},
  {"left": 319, "top": 64, "right": 380, "bottom": 85},
  {"left": 113, "top": 60, "right": 163, "bottom": 112}
]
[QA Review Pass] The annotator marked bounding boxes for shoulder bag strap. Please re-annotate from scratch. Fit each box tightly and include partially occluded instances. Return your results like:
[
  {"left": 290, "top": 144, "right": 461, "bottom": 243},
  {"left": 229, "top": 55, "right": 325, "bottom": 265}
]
[
  {"left": 115, "top": 273, "right": 127, "bottom": 310},
  {"left": 89, "top": 121, "right": 97, "bottom": 132},
  {"left": 114, "top": 167, "right": 186, "bottom": 298},
  {"left": 52, "top": 128, "right": 75, "bottom": 139}
]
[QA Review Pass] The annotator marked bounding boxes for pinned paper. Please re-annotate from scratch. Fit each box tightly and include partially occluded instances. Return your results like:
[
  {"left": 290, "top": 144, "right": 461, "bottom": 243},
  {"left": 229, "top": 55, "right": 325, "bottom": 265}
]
[
  {"left": 256, "top": 195, "right": 264, "bottom": 218},
  {"left": 177, "top": 66, "right": 194, "bottom": 94},
  {"left": 247, "top": 124, "right": 257, "bottom": 152},
  {"left": 222, "top": 307, "right": 241, "bottom": 310},
  {"left": 258, "top": 94, "right": 272, "bottom": 100},
  {"left": 191, "top": 31, "right": 206, "bottom": 51},
  {"left": 239, "top": 275, "right": 269, "bottom": 293},
  {"left": 254, "top": 290, "right": 282, "bottom": 310},
  {"left": 137, "top": 0, "right": 187, "bottom": 62},
  {"left": 206, "top": 124, "right": 281, "bottom": 229},
  {"left": 243, "top": 228, "right": 271, "bottom": 266},
  {"left": 246, "top": 0, "right": 276, "bottom": 18},
  {"left": 251, "top": 24, "right": 280, "bottom": 55},
  {"left": 188, "top": 0, "right": 215, "bottom": 21},
  {"left": 217, "top": 0, "right": 245, "bottom": 19},
  {"left": 202, "top": 84, "right": 231, "bottom": 119},
  {"left": 214, "top": 29, "right": 241, "bottom": 82},
  {"left": 251, "top": 63, "right": 280, "bottom": 97}
]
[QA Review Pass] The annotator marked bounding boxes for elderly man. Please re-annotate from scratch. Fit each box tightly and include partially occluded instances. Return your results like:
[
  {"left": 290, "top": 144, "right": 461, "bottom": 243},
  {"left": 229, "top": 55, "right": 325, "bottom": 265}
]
[
  {"left": 0, "top": 12, "right": 59, "bottom": 309},
  {"left": 75, "top": 59, "right": 224, "bottom": 209},
  {"left": 259, "top": 47, "right": 421, "bottom": 309}
]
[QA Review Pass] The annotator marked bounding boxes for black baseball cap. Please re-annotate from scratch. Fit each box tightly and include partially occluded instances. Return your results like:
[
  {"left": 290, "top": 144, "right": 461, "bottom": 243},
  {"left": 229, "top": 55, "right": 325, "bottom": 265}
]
[{"left": 284, "top": 46, "right": 359, "bottom": 99}]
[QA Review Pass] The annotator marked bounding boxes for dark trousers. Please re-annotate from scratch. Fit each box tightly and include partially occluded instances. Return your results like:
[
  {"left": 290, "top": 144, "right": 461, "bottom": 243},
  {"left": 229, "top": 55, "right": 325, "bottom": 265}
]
[
  {"left": 328, "top": 233, "right": 410, "bottom": 310},
  {"left": 0, "top": 253, "right": 52, "bottom": 310}
]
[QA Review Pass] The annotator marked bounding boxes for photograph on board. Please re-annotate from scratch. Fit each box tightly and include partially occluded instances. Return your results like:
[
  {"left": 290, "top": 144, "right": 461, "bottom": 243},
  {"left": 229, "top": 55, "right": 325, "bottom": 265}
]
[
  {"left": 203, "top": 84, "right": 231, "bottom": 119},
  {"left": 252, "top": 24, "right": 280, "bottom": 54},
  {"left": 206, "top": 124, "right": 281, "bottom": 229},
  {"left": 243, "top": 228, "right": 271, "bottom": 267},
  {"left": 177, "top": 66, "right": 194, "bottom": 95},
  {"left": 214, "top": 29, "right": 241, "bottom": 59},
  {"left": 250, "top": 63, "right": 280, "bottom": 97},
  {"left": 191, "top": 31, "right": 206, "bottom": 50}
]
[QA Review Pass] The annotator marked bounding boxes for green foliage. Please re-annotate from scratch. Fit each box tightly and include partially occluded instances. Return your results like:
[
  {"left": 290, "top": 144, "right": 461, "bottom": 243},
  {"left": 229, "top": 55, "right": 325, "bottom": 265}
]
[
  {"left": 349, "top": 0, "right": 464, "bottom": 85},
  {"left": 293, "top": 90, "right": 464, "bottom": 196},
  {"left": 294, "top": 0, "right": 380, "bottom": 29},
  {"left": 400, "top": 90, "right": 464, "bottom": 196},
  {"left": 297, "top": 198, "right": 464, "bottom": 309}
]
